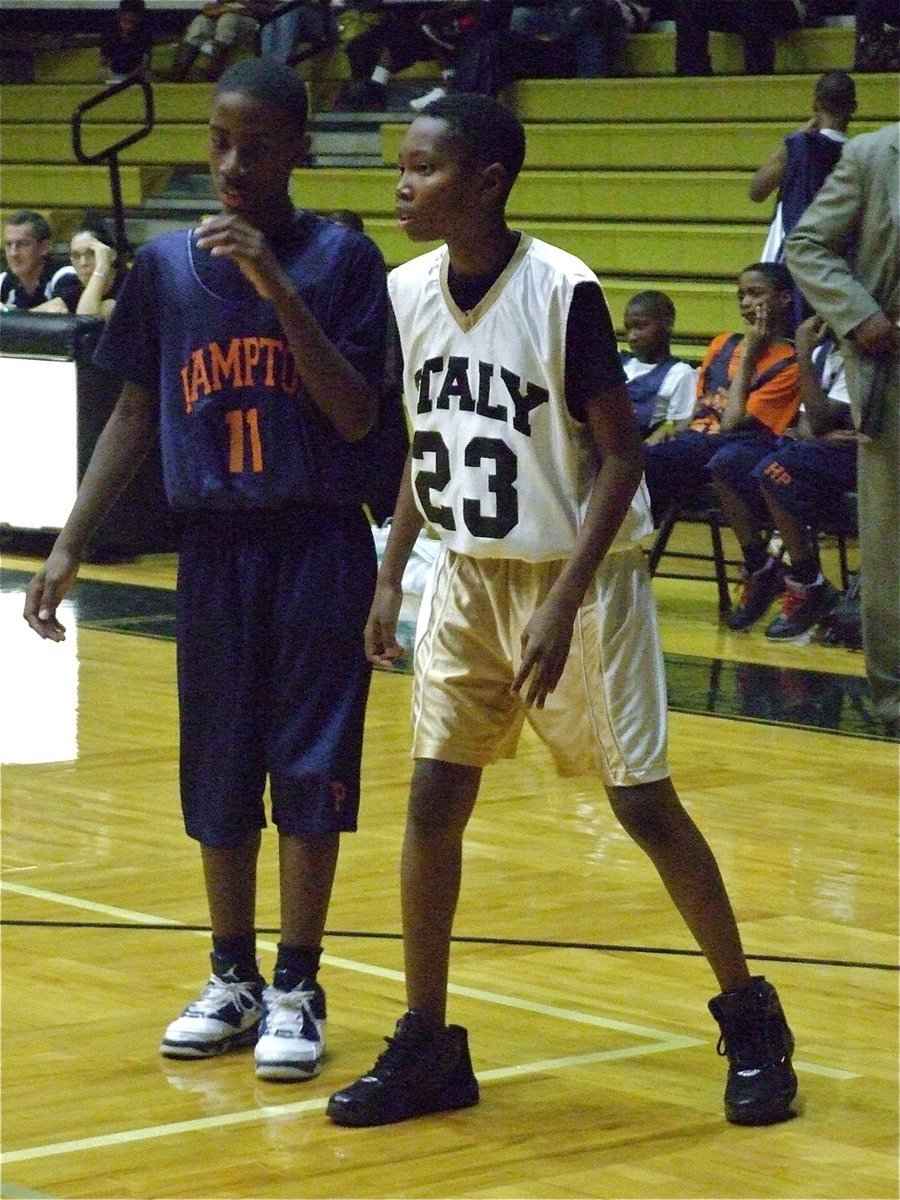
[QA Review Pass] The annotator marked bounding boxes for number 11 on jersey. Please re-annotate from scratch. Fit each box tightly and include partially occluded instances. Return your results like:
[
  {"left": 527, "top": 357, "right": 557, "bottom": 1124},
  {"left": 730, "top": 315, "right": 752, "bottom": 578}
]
[{"left": 225, "top": 407, "right": 263, "bottom": 474}]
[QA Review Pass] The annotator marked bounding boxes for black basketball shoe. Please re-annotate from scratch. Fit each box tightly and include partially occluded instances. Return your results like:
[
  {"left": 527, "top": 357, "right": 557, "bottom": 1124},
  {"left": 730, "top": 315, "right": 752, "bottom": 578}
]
[
  {"left": 327, "top": 1009, "right": 479, "bottom": 1127},
  {"left": 709, "top": 977, "right": 798, "bottom": 1125}
]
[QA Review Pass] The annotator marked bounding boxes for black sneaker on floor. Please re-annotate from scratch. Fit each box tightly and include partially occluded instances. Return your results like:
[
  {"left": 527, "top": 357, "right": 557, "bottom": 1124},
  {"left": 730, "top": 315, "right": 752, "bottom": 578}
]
[
  {"left": 708, "top": 977, "right": 797, "bottom": 1125},
  {"left": 326, "top": 1009, "right": 479, "bottom": 1127},
  {"left": 725, "top": 560, "right": 786, "bottom": 631},
  {"left": 764, "top": 576, "right": 840, "bottom": 641}
]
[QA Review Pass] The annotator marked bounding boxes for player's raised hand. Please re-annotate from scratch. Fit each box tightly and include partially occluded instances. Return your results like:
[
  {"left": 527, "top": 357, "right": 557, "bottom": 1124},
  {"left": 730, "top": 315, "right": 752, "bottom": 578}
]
[
  {"left": 195, "top": 213, "right": 285, "bottom": 300},
  {"left": 23, "top": 547, "right": 80, "bottom": 641}
]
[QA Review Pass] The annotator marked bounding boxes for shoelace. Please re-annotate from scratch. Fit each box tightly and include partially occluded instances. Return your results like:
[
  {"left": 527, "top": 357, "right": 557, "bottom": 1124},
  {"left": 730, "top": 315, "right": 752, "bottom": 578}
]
[
  {"left": 263, "top": 985, "right": 320, "bottom": 1037},
  {"left": 366, "top": 1030, "right": 429, "bottom": 1080},
  {"left": 716, "top": 1012, "right": 775, "bottom": 1067},
  {"left": 186, "top": 975, "right": 259, "bottom": 1016}
]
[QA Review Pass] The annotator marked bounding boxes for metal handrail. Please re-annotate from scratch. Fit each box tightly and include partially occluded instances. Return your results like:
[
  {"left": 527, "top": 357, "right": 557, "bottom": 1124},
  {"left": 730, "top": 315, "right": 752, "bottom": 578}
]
[{"left": 70, "top": 73, "right": 155, "bottom": 263}]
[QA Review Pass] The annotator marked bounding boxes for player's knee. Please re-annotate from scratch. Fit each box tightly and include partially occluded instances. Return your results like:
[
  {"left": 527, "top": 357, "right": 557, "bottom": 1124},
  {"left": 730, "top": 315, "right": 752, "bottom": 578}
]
[
  {"left": 408, "top": 759, "right": 481, "bottom": 835},
  {"left": 607, "top": 778, "right": 685, "bottom": 846}
]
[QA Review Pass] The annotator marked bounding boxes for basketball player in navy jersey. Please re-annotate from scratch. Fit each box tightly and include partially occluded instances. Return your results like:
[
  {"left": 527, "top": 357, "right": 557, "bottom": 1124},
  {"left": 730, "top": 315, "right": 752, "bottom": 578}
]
[
  {"left": 24, "top": 57, "right": 399, "bottom": 1083},
  {"left": 326, "top": 93, "right": 797, "bottom": 1130}
]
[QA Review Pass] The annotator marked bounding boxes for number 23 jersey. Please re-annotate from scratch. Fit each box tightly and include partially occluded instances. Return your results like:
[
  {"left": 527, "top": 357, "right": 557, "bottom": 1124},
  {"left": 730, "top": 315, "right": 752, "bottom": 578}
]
[{"left": 388, "top": 234, "right": 653, "bottom": 562}]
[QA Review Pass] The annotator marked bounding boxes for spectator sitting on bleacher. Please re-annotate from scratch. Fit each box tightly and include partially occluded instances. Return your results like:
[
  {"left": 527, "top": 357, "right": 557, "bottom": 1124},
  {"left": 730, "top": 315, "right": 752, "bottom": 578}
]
[
  {"left": 854, "top": 0, "right": 900, "bottom": 71},
  {"left": 334, "top": 3, "right": 476, "bottom": 113},
  {"left": 259, "top": 0, "right": 337, "bottom": 67},
  {"left": 0, "top": 211, "right": 77, "bottom": 313},
  {"left": 100, "top": 0, "right": 154, "bottom": 82},
  {"left": 160, "top": 0, "right": 273, "bottom": 81},
  {"left": 674, "top": 0, "right": 810, "bottom": 75},
  {"left": 643, "top": 262, "right": 801, "bottom": 528},
  {"left": 753, "top": 70, "right": 856, "bottom": 327},
  {"left": 509, "top": 0, "right": 651, "bottom": 79},
  {"left": 32, "top": 219, "right": 124, "bottom": 320},
  {"left": 620, "top": 289, "right": 697, "bottom": 443},
  {"left": 711, "top": 314, "right": 855, "bottom": 638}
]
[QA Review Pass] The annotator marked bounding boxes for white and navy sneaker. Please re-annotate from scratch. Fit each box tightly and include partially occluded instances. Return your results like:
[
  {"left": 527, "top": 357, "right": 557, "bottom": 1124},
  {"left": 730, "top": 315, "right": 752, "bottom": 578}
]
[
  {"left": 254, "top": 979, "right": 326, "bottom": 1081},
  {"left": 160, "top": 966, "right": 264, "bottom": 1059}
]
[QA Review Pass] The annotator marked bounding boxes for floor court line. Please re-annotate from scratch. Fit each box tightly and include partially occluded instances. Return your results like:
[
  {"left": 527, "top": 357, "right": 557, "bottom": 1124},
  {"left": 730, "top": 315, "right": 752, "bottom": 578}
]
[
  {"left": 0, "top": 1045, "right": 719, "bottom": 1167},
  {"left": 0, "top": 881, "right": 863, "bottom": 1081},
  {"left": 1, "top": 878, "right": 860, "bottom": 1170},
  {"left": 0, "top": 882, "right": 703, "bottom": 1041}
]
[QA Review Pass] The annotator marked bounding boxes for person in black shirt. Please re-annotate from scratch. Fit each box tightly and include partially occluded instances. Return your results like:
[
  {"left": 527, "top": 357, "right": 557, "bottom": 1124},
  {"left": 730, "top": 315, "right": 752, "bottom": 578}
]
[{"left": 0, "top": 210, "right": 76, "bottom": 311}]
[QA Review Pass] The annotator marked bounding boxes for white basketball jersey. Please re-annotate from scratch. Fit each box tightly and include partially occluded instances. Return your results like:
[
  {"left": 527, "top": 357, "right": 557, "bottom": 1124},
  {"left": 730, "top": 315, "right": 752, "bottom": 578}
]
[{"left": 388, "top": 234, "right": 653, "bottom": 561}]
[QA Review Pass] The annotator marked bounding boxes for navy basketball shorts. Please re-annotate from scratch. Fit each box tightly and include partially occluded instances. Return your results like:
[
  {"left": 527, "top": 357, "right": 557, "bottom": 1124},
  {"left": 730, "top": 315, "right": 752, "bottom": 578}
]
[
  {"left": 176, "top": 505, "right": 376, "bottom": 848},
  {"left": 751, "top": 439, "right": 858, "bottom": 527}
]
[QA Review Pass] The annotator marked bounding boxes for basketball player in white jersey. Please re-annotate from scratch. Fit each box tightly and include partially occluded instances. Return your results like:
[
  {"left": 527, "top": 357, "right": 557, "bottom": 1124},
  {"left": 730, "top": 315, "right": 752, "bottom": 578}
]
[{"left": 327, "top": 93, "right": 797, "bottom": 1131}]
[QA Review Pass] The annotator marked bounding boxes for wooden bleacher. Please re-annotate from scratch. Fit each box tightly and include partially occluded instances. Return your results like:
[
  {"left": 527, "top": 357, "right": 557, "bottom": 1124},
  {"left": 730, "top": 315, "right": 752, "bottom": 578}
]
[{"left": 1, "top": 22, "right": 897, "bottom": 352}]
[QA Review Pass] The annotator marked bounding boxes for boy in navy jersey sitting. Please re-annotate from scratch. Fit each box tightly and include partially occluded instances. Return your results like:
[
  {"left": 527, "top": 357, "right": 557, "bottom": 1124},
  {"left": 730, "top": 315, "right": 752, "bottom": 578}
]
[
  {"left": 326, "top": 93, "right": 797, "bottom": 1131},
  {"left": 620, "top": 289, "right": 697, "bottom": 443},
  {"left": 24, "top": 58, "right": 400, "bottom": 1085}
]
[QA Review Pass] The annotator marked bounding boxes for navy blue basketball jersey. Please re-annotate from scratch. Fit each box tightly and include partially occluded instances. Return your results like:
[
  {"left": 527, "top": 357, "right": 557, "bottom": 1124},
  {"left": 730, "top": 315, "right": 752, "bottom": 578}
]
[{"left": 94, "top": 211, "right": 389, "bottom": 511}]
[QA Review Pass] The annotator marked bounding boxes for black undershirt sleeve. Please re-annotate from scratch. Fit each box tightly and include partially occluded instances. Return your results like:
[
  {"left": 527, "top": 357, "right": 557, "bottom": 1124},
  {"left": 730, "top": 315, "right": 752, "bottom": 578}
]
[{"left": 565, "top": 280, "right": 626, "bottom": 422}]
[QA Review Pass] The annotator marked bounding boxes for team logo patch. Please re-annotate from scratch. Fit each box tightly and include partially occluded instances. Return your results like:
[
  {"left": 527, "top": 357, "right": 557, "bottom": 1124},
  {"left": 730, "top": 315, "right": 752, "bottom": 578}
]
[{"left": 329, "top": 781, "right": 347, "bottom": 813}]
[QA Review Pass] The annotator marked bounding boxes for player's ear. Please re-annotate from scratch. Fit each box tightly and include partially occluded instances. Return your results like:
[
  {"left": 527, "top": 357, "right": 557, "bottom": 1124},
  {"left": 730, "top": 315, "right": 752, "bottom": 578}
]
[{"left": 478, "top": 161, "right": 509, "bottom": 207}]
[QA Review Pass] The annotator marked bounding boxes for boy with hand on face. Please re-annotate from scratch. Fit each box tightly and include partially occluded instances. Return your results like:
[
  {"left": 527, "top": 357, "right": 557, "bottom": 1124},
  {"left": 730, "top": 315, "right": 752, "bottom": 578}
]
[{"left": 24, "top": 58, "right": 400, "bottom": 1085}]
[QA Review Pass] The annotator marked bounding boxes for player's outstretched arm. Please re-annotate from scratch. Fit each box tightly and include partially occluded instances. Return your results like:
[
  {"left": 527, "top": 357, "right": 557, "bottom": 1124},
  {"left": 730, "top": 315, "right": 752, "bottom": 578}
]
[{"left": 23, "top": 381, "right": 158, "bottom": 641}]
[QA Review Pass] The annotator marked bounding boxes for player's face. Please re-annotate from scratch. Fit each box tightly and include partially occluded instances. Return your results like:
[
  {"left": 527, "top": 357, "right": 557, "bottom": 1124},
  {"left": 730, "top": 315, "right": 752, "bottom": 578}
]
[
  {"left": 209, "top": 91, "right": 307, "bottom": 228},
  {"left": 737, "top": 270, "right": 788, "bottom": 325},
  {"left": 70, "top": 231, "right": 103, "bottom": 287},
  {"left": 624, "top": 303, "right": 668, "bottom": 361},
  {"left": 396, "top": 117, "right": 482, "bottom": 244},
  {"left": 4, "top": 223, "right": 48, "bottom": 283}
]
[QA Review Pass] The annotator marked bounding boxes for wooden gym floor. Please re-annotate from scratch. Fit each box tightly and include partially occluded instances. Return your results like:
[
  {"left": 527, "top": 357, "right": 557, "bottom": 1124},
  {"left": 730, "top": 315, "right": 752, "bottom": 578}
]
[{"left": 1, "top": 538, "right": 897, "bottom": 1200}]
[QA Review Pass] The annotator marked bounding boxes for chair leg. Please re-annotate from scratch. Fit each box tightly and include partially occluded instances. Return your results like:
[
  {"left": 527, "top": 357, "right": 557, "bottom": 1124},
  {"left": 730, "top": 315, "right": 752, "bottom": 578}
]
[
  {"left": 709, "top": 519, "right": 732, "bottom": 614},
  {"left": 647, "top": 506, "right": 679, "bottom": 575}
]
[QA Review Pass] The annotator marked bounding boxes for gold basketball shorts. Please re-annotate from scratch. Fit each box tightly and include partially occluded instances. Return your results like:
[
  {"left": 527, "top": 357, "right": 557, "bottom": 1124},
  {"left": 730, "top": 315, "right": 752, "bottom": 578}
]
[{"left": 410, "top": 545, "right": 670, "bottom": 787}]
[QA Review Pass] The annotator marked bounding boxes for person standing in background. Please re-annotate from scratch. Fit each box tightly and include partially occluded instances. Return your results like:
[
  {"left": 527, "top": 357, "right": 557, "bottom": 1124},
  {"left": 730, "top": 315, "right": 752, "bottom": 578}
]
[
  {"left": 100, "top": 0, "right": 154, "bottom": 81},
  {"left": 751, "top": 70, "right": 856, "bottom": 328},
  {"left": 785, "top": 123, "right": 900, "bottom": 733}
]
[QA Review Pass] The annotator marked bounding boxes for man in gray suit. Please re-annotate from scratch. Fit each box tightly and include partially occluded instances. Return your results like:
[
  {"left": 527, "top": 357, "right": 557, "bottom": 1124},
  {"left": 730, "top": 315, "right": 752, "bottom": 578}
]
[{"left": 786, "top": 123, "right": 900, "bottom": 730}]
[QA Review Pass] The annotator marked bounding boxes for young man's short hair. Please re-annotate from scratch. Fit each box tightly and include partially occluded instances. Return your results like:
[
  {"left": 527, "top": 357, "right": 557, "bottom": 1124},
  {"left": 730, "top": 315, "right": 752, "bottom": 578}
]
[
  {"left": 814, "top": 70, "right": 857, "bottom": 118},
  {"left": 627, "top": 289, "right": 676, "bottom": 325},
  {"left": 421, "top": 93, "right": 526, "bottom": 186},
  {"left": 742, "top": 261, "right": 794, "bottom": 294},
  {"left": 214, "top": 55, "right": 309, "bottom": 132},
  {"left": 5, "top": 210, "right": 52, "bottom": 244}
]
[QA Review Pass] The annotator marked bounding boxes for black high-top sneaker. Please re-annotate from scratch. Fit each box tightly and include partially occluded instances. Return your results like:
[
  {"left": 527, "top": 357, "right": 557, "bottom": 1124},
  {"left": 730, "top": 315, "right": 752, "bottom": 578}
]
[
  {"left": 708, "top": 977, "right": 797, "bottom": 1125},
  {"left": 327, "top": 1009, "right": 479, "bottom": 1127}
]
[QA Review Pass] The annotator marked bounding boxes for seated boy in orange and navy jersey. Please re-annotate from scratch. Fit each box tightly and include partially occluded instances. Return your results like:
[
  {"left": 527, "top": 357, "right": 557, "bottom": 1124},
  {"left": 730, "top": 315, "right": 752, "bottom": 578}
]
[
  {"left": 711, "top": 314, "right": 856, "bottom": 639},
  {"left": 643, "top": 262, "right": 801, "bottom": 529},
  {"left": 620, "top": 289, "right": 697, "bottom": 444}
]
